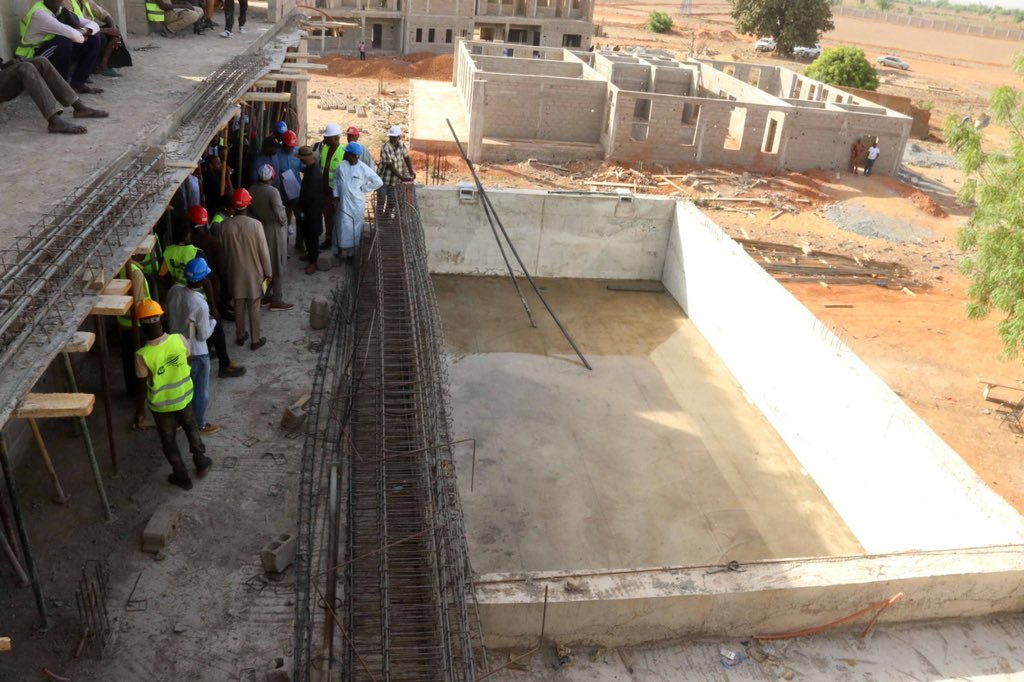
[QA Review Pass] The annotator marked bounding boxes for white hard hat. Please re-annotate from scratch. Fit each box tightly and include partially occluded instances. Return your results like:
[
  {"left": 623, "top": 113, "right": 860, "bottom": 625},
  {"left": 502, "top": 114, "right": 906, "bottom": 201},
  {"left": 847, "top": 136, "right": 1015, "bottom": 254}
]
[
  {"left": 324, "top": 123, "right": 342, "bottom": 137},
  {"left": 258, "top": 163, "right": 275, "bottom": 182},
  {"left": 387, "top": 125, "right": 402, "bottom": 137}
]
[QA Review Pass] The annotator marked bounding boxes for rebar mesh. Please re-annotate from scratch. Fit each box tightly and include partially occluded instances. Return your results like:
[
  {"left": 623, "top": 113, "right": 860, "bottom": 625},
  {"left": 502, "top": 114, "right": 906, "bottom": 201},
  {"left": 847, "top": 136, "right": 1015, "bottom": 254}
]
[{"left": 295, "top": 186, "right": 486, "bottom": 681}]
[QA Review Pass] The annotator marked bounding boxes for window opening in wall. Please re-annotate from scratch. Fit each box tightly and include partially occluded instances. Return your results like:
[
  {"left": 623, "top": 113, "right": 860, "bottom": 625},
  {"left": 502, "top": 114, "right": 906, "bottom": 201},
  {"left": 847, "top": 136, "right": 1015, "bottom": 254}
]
[
  {"left": 461, "top": 29, "right": 468, "bottom": 37},
  {"left": 478, "top": 27, "right": 494, "bottom": 40},
  {"left": 562, "top": 33, "right": 581, "bottom": 47},
  {"left": 471, "top": 44, "right": 483, "bottom": 53},
  {"left": 372, "top": 23, "right": 382, "bottom": 48},
  {"left": 446, "top": 28, "right": 453, "bottom": 42},
  {"left": 538, "top": 0, "right": 550, "bottom": 6},
  {"left": 508, "top": 28, "right": 528, "bottom": 43},
  {"left": 747, "top": 67, "right": 761, "bottom": 87},
  {"left": 724, "top": 106, "right": 746, "bottom": 150},
  {"left": 680, "top": 103, "right": 700, "bottom": 145},
  {"left": 572, "top": 0, "right": 581, "bottom": 8},
  {"left": 631, "top": 98, "right": 651, "bottom": 141},
  {"left": 428, "top": 28, "right": 435, "bottom": 42},
  {"left": 415, "top": 27, "right": 423, "bottom": 42},
  {"left": 761, "top": 112, "right": 783, "bottom": 154}
]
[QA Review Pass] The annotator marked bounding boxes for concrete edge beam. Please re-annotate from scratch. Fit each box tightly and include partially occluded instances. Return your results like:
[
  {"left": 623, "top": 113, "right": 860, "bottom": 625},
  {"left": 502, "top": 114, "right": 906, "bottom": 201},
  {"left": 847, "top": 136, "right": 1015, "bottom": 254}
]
[{"left": 475, "top": 546, "right": 1024, "bottom": 648}]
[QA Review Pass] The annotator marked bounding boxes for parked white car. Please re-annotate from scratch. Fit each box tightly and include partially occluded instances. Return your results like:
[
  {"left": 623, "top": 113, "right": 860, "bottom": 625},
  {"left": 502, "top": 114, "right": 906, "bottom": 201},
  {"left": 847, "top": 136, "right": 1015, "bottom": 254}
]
[
  {"left": 877, "top": 55, "right": 910, "bottom": 70},
  {"left": 754, "top": 37, "right": 776, "bottom": 52},
  {"left": 794, "top": 43, "right": 822, "bottom": 59}
]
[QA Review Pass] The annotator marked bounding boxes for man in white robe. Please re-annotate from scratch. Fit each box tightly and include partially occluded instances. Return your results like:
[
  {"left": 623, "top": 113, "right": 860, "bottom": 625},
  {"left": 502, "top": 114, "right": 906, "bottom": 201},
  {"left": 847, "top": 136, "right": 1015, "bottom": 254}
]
[{"left": 332, "top": 142, "right": 384, "bottom": 260}]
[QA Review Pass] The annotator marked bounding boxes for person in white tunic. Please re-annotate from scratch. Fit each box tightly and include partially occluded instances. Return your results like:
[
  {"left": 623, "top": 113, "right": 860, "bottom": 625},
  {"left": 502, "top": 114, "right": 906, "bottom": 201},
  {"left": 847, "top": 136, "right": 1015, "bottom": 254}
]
[{"left": 332, "top": 142, "right": 383, "bottom": 259}]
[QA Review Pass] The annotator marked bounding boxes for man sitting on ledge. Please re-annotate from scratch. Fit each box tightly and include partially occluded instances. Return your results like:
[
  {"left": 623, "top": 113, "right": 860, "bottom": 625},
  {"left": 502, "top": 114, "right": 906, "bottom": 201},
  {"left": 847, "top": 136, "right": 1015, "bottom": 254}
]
[
  {"left": 146, "top": 0, "right": 205, "bottom": 37},
  {"left": 16, "top": 0, "right": 105, "bottom": 94},
  {"left": 0, "top": 57, "right": 108, "bottom": 133}
]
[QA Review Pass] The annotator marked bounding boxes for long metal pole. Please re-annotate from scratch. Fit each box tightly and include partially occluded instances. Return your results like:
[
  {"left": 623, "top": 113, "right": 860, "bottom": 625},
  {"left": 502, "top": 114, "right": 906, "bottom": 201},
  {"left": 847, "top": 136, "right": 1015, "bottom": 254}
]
[
  {"left": 0, "top": 432, "right": 49, "bottom": 629},
  {"left": 0, "top": 520, "right": 29, "bottom": 586},
  {"left": 445, "top": 120, "right": 592, "bottom": 370},
  {"left": 61, "top": 352, "right": 114, "bottom": 522},
  {"left": 94, "top": 316, "right": 119, "bottom": 475},
  {"left": 27, "top": 418, "right": 68, "bottom": 504}
]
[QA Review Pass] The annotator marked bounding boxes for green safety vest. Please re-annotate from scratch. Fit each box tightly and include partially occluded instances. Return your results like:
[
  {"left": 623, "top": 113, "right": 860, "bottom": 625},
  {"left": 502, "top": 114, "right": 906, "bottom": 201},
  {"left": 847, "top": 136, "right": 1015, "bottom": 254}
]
[
  {"left": 162, "top": 244, "right": 198, "bottom": 286},
  {"left": 210, "top": 212, "right": 226, "bottom": 238},
  {"left": 69, "top": 0, "right": 95, "bottom": 19},
  {"left": 15, "top": 1, "right": 54, "bottom": 59},
  {"left": 137, "top": 334, "right": 193, "bottom": 413},
  {"left": 117, "top": 262, "right": 152, "bottom": 329},
  {"left": 145, "top": 0, "right": 164, "bottom": 23},
  {"left": 320, "top": 145, "right": 342, "bottom": 183}
]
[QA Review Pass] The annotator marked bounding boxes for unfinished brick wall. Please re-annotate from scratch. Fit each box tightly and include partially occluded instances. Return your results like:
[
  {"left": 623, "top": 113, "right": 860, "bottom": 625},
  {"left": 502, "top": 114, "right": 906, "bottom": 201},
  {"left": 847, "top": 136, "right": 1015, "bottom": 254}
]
[{"left": 480, "top": 73, "right": 605, "bottom": 141}]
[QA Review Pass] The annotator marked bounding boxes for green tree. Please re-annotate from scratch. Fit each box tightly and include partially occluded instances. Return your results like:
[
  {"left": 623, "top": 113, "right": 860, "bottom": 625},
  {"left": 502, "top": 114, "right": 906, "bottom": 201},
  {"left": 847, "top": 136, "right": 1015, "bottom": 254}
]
[
  {"left": 804, "top": 46, "right": 880, "bottom": 89},
  {"left": 876, "top": 0, "right": 891, "bottom": 9},
  {"left": 731, "top": 0, "right": 835, "bottom": 55},
  {"left": 647, "top": 10, "right": 674, "bottom": 33},
  {"left": 947, "top": 55, "right": 1024, "bottom": 358}
]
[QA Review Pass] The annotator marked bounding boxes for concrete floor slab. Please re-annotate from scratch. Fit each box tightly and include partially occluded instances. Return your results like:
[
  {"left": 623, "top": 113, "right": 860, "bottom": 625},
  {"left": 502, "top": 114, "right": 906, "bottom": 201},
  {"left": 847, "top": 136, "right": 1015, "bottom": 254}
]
[{"left": 436, "top": 276, "right": 862, "bottom": 574}]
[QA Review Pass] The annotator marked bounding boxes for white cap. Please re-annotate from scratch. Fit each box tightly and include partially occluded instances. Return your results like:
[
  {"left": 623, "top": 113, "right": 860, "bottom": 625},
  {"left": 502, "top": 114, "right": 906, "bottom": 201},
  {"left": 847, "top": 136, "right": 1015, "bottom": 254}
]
[
  {"left": 387, "top": 125, "right": 402, "bottom": 137},
  {"left": 258, "top": 164, "right": 275, "bottom": 181},
  {"left": 324, "top": 123, "right": 342, "bottom": 137}
]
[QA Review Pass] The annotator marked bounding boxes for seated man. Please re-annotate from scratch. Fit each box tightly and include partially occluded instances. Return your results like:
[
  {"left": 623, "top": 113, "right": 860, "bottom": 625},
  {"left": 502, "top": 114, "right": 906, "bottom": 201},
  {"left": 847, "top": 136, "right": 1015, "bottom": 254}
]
[
  {"left": 16, "top": 0, "right": 105, "bottom": 94},
  {"left": 0, "top": 57, "right": 107, "bottom": 133},
  {"left": 62, "top": 0, "right": 123, "bottom": 78},
  {"left": 145, "top": 0, "right": 205, "bottom": 37}
]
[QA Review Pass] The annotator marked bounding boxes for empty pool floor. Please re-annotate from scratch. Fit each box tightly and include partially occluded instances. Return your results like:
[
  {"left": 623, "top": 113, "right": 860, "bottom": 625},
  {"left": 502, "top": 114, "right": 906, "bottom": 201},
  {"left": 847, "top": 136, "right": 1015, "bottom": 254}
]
[{"left": 436, "top": 275, "right": 863, "bottom": 574}]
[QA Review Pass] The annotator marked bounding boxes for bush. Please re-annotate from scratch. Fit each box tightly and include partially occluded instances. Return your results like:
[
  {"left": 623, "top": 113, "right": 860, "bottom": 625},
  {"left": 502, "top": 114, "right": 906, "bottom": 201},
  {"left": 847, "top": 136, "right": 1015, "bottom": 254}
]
[
  {"left": 647, "top": 10, "right": 673, "bottom": 33},
  {"left": 876, "top": 0, "right": 891, "bottom": 9},
  {"left": 804, "top": 45, "right": 880, "bottom": 90}
]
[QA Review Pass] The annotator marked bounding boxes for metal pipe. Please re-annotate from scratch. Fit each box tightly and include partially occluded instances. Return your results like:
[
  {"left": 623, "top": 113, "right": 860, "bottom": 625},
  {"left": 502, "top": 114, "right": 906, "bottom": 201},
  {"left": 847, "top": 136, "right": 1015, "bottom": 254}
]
[
  {"left": 0, "top": 432, "right": 49, "bottom": 628},
  {"left": 61, "top": 352, "right": 114, "bottom": 522},
  {"left": 93, "top": 316, "right": 119, "bottom": 475},
  {"left": 0, "top": 520, "right": 29, "bottom": 585},
  {"left": 445, "top": 119, "right": 592, "bottom": 370},
  {"left": 27, "top": 417, "right": 69, "bottom": 504}
]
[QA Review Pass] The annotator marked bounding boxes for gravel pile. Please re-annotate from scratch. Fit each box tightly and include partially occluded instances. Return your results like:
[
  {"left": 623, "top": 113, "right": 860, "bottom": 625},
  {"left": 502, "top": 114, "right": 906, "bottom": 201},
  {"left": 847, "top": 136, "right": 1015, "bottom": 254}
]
[
  {"left": 902, "top": 143, "right": 959, "bottom": 169},
  {"left": 824, "top": 200, "right": 934, "bottom": 244}
]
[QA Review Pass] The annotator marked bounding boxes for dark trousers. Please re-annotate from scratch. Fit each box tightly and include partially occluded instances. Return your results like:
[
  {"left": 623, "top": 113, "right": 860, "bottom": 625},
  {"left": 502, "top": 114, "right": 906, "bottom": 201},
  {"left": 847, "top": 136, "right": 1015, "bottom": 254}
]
[
  {"left": 298, "top": 206, "right": 323, "bottom": 262},
  {"left": 119, "top": 327, "right": 139, "bottom": 396},
  {"left": 359, "top": 50, "right": 366, "bottom": 61},
  {"left": 864, "top": 157, "right": 876, "bottom": 176},
  {"left": 152, "top": 403, "right": 205, "bottom": 477},
  {"left": 321, "top": 192, "right": 335, "bottom": 246},
  {"left": 224, "top": 0, "right": 247, "bottom": 31},
  {"left": 207, "top": 320, "right": 231, "bottom": 364},
  {"left": 36, "top": 34, "right": 102, "bottom": 90},
  {"left": 376, "top": 184, "right": 400, "bottom": 216},
  {"left": 0, "top": 58, "right": 78, "bottom": 120}
]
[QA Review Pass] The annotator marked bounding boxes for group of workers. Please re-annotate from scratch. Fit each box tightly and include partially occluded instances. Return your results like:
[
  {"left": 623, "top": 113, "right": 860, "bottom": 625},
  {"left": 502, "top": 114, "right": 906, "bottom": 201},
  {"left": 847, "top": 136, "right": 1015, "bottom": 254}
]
[{"left": 127, "top": 118, "right": 415, "bottom": 490}]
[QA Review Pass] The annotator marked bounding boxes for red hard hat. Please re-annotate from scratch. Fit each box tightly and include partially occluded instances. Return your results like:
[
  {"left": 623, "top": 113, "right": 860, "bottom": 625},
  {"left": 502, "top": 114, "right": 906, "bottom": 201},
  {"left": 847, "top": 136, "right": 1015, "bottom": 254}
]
[
  {"left": 232, "top": 188, "right": 252, "bottom": 209},
  {"left": 187, "top": 205, "right": 209, "bottom": 225},
  {"left": 346, "top": 126, "right": 360, "bottom": 137},
  {"left": 282, "top": 130, "right": 299, "bottom": 147}
]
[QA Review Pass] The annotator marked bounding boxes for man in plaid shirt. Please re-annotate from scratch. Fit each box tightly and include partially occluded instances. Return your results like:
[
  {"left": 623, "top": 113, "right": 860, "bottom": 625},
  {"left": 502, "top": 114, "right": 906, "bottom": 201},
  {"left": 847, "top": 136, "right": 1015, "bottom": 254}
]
[{"left": 376, "top": 124, "right": 415, "bottom": 216}]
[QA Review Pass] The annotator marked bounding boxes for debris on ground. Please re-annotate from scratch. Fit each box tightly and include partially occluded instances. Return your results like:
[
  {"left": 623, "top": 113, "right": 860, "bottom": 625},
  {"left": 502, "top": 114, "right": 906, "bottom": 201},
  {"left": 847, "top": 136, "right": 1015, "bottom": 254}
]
[
  {"left": 823, "top": 201, "right": 935, "bottom": 244},
  {"left": 902, "top": 142, "right": 959, "bottom": 169},
  {"left": 738, "top": 238, "right": 915, "bottom": 287}
]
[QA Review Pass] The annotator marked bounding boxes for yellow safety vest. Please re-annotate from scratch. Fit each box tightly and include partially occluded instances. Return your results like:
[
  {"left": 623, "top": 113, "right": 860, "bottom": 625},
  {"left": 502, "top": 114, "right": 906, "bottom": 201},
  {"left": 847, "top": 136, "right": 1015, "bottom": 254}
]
[
  {"left": 161, "top": 244, "right": 198, "bottom": 286},
  {"left": 320, "top": 145, "right": 343, "bottom": 184},
  {"left": 69, "top": 0, "right": 96, "bottom": 20},
  {"left": 15, "top": 1, "right": 54, "bottom": 59},
  {"left": 137, "top": 334, "right": 193, "bottom": 413},
  {"left": 117, "top": 262, "right": 152, "bottom": 329},
  {"left": 145, "top": 0, "right": 164, "bottom": 23}
]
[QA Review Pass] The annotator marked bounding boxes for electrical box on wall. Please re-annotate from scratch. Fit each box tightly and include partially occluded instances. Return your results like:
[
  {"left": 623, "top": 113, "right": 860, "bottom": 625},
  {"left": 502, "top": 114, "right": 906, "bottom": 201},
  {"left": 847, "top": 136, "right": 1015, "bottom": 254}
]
[{"left": 458, "top": 181, "right": 477, "bottom": 203}]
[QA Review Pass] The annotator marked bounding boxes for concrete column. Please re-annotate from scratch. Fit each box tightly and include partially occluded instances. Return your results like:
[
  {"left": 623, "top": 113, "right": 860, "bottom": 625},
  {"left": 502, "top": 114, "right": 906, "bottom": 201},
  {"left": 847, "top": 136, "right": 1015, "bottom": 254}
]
[
  {"left": 467, "top": 79, "right": 486, "bottom": 161},
  {"left": 295, "top": 38, "right": 309, "bottom": 143}
]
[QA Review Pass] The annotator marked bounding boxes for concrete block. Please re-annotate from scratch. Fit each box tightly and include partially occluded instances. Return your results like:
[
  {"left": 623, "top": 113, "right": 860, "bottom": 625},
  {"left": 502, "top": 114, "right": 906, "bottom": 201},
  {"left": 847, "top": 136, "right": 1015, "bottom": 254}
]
[
  {"left": 316, "top": 251, "right": 334, "bottom": 271},
  {"left": 260, "top": 533, "right": 296, "bottom": 573},
  {"left": 281, "top": 394, "right": 311, "bottom": 430},
  {"left": 142, "top": 504, "right": 181, "bottom": 554},
  {"left": 309, "top": 295, "right": 330, "bottom": 329}
]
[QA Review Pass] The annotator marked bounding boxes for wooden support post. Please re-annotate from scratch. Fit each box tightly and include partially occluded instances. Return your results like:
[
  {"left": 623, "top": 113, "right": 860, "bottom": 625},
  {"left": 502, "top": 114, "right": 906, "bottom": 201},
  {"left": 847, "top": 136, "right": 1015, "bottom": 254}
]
[
  {"left": 26, "top": 418, "right": 68, "bottom": 504},
  {"left": 94, "top": 317, "right": 119, "bottom": 475},
  {"left": 0, "top": 433, "right": 49, "bottom": 629},
  {"left": 60, "top": 353, "right": 113, "bottom": 522}
]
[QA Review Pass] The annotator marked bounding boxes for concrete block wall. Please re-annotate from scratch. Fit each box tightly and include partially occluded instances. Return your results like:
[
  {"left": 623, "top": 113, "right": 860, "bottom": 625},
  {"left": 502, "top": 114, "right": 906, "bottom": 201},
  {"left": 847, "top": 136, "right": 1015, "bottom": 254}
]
[
  {"left": 663, "top": 201, "right": 1024, "bottom": 553},
  {"left": 406, "top": 16, "right": 474, "bottom": 52},
  {"left": 480, "top": 73, "right": 605, "bottom": 142},
  {"left": 418, "top": 186, "right": 675, "bottom": 279},
  {"left": 472, "top": 53, "right": 583, "bottom": 77},
  {"left": 651, "top": 65, "right": 695, "bottom": 96},
  {"left": 609, "top": 62, "right": 651, "bottom": 92},
  {"left": 782, "top": 107, "right": 909, "bottom": 174}
]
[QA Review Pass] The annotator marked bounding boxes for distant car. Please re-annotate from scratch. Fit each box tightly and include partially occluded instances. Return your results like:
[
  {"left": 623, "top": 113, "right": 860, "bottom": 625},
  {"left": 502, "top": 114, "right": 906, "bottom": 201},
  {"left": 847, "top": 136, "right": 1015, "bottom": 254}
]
[
  {"left": 754, "top": 37, "right": 776, "bottom": 52},
  {"left": 877, "top": 55, "right": 909, "bottom": 70},
  {"left": 794, "top": 44, "right": 822, "bottom": 60}
]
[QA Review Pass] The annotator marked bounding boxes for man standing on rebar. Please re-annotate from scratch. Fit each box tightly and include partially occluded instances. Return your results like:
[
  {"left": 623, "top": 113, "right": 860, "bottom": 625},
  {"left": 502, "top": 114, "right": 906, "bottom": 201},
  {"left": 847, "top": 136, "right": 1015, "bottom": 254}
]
[
  {"left": 133, "top": 300, "right": 211, "bottom": 490},
  {"left": 17, "top": 0, "right": 105, "bottom": 94},
  {"left": 333, "top": 142, "right": 383, "bottom": 260},
  {"left": 297, "top": 145, "right": 324, "bottom": 275},
  {"left": 0, "top": 57, "right": 107, "bottom": 133},
  {"left": 376, "top": 125, "right": 415, "bottom": 217},
  {"left": 220, "top": 189, "right": 272, "bottom": 350},
  {"left": 249, "top": 164, "right": 295, "bottom": 312},
  {"left": 318, "top": 123, "right": 344, "bottom": 250}
]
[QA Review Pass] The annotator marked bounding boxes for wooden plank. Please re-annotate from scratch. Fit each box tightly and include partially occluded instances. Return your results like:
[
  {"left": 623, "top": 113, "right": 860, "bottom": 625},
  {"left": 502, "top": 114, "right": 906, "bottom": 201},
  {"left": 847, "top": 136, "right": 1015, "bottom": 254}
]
[
  {"left": 239, "top": 92, "right": 293, "bottom": 103},
  {"left": 0, "top": 637, "right": 9, "bottom": 652},
  {"left": 101, "top": 279, "right": 131, "bottom": 296},
  {"left": 15, "top": 393, "right": 95, "bottom": 419},
  {"left": 275, "top": 62, "right": 329, "bottom": 71},
  {"left": 266, "top": 72, "right": 313, "bottom": 82},
  {"left": 253, "top": 79, "right": 278, "bottom": 88},
  {"left": 62, "top": 332, "right": 96, "bottom": 354},
  {"left": 134, "top": 234, "right": 156, "bottom": 256},
  {"left": 285, "top": 51, "right": 319, "bottom": 59},
  {"left": 91, "top": 295, "right": 132, "bottom": 316}
]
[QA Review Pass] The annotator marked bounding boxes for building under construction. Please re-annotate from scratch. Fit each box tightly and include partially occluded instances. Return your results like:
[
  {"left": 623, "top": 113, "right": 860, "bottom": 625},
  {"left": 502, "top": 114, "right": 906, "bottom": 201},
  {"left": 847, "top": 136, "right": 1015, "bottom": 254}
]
[{"left": 3, "top": 3, "right": 1024, "bottom": 681}]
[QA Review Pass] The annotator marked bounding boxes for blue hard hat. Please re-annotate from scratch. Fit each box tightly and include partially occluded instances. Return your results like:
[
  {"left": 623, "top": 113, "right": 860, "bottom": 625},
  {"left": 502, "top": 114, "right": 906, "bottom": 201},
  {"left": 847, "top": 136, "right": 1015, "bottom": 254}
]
[
  {"left": 344, "top": 142, "right": 363, "bottom": 156},
  {"left": 184, "top": 257, "right": 212, "bottom": 283},
  {"left": 275, "top": 121, "right": 289, "bottom": 134}
]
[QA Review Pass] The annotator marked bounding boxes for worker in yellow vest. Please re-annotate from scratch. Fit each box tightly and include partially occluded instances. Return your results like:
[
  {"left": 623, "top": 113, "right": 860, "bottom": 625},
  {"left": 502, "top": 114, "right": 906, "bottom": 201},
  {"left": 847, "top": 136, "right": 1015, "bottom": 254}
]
[
  {"left": 134, "top": 299, "right": 211, "bottom": 490},
  {"left": 145, "top": 0, "right": 204, "bottom": 37},
  {"left": 318, "top": 123, "right": 343, "bottom": 250},
  {"left": 117, "top": 255, "right": 151, "bottom": 396},
  {"left": 61, "top": 0, "right": 123, "bottom": 78},
  {"left": 17, "top": 0, "right": 104, "bottom": 94},
  {"left": 160, "top": 222, "right": 201, "bottom": 287}
]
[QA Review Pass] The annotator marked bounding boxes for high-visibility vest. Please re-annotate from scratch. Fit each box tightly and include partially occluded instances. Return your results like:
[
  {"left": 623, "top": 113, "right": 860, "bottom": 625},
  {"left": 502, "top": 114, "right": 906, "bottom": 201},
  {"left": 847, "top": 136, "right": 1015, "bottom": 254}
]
[
  {"left": 162, "top": 244, "right": 198, "bottom": 286},
  {"left": 69, "top": 0, "right": 96, "bottom": 20},
  {"left": 320, "top": 145, "right": 342, "bottom": 185},
  {"left": 210, "top": 212, "right": 226, "bottom": 238},
  {"left": 15, "top": 2, "right": 54, "bottom": 58},
  {"left": 117, "top": 262, "right": 151, "bottom": 329},
  {"left": 145, "top": 0, "right": 164, "bottom": 23},
  {"left": 137, "top": 334, "right": 193, "bottom": 413}
]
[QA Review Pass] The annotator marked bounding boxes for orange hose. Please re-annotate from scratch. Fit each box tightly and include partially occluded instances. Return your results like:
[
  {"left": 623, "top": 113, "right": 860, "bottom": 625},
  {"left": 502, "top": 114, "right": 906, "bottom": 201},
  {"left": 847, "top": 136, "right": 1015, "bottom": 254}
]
[
  {"left": 752, "top": 592, "right": 904, "bottom": 641},
  {"left": 295, "top": 3, "right": 336, "bottom": 20}
]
